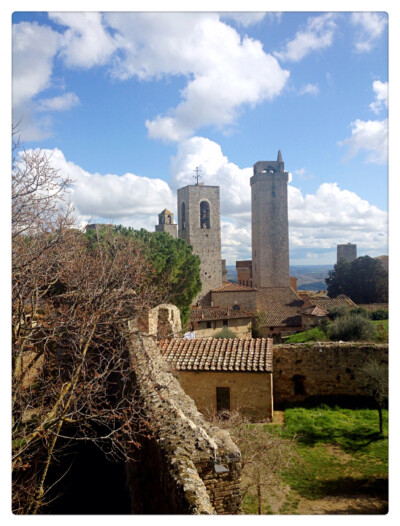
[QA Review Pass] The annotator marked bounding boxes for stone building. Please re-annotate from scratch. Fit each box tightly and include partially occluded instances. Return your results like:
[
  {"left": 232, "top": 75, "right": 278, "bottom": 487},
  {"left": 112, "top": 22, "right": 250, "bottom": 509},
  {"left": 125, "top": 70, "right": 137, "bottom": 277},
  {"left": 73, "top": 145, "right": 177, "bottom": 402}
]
[
  {"left": 177, "top": 183, "right": 222, "bottom": 304},
  {"left": 155, "top": 208, "right": 177, "bottom": 238},
  {"left": 236, "top": 260, "right": 253, "bottom": 287},
  {"left": 337, "top": 243, "right": 357, "bottom": 263},
  {"left": 160, "top": 337, "right": 274, "bottom": 421},
  {"left": 190, "top": 306, "right": 254, "bottom": 338},
  {"left": 211, "top": 282, "right": 256, "bottom": 312},
  {"left": 251, "top": 151, "right": 290, "bottom": 288}
]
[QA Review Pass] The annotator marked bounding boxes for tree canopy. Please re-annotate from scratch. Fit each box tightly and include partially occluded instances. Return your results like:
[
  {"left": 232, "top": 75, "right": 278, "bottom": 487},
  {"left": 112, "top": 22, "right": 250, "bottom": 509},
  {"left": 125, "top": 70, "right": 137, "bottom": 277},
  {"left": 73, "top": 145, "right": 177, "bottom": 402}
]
[
  {"left": 325, "top": 256, "right": 388, "bottom": 304},
  {"left": 86, "top": 226, "right": 201, "bottom": 325}
]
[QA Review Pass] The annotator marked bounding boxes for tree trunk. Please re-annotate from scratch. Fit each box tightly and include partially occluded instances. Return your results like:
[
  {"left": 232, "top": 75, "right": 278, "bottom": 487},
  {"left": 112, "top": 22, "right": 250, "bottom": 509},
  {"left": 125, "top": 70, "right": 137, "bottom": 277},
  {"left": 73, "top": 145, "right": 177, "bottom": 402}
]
[
  {"left": 378, "top": 406, "right": 383, "bottom": 435},
  {"left": 257, "top": 481, "right": 262, "bottom": 515}
]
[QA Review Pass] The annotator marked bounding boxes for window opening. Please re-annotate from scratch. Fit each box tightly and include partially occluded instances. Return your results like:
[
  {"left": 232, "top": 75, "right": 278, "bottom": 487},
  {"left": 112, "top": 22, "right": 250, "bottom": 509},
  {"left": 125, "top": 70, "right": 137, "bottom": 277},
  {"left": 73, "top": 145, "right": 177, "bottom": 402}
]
[{"left": 200, "top": 201, "right": 210, "bottom": 229}]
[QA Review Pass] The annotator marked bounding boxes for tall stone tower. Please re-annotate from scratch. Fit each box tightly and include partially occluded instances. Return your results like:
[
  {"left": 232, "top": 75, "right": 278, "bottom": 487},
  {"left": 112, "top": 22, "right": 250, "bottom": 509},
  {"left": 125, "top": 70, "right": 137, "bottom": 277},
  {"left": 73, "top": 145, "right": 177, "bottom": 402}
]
[
  {"left": 155, "top": 209, "right": 177, "bottom": 238},
  {"left": 337, "top": 243, "right": 357, "bottom": 263},
  {"left": 251, "top": 150, "right": 290, "bottom": 288},
  {"left": 177, "top": 183, "right": 222, "bottom": 303}
]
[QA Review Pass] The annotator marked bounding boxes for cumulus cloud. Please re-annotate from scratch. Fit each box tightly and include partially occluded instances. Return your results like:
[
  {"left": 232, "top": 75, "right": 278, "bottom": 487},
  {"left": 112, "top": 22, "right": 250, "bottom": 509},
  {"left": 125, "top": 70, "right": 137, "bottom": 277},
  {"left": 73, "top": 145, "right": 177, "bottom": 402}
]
[
  {"left": 220, "top": 12, "right": 267, "bottom": 27},
  {"left": 274, "top": 13, "right": 336, "bottom": 62},
  {"left": 369, "top": 80, "right": 388, "bottom": 114},
  {"left": 48, "top": 12, "right": 118, "bottom": 68},
  {"left": 298, "top": 83, "right": 319, "bottom": 96},
  {"left": 351, "top": 12, "right": 387, "bottom": 53},
  {"left": 169, "top": 137, "right": 387, "bottom": 263},
  {"left": 339, "top": 119, "right": 387, "bottom": 164},
  {"left": 36, "top": 92, "right": 80, "bottom": 112},
  {"left": 104, "top": 12, "right": 289, "bottom": 142},
  {"left": 30, "top": 148, "right": 175, "bottom": 230}
]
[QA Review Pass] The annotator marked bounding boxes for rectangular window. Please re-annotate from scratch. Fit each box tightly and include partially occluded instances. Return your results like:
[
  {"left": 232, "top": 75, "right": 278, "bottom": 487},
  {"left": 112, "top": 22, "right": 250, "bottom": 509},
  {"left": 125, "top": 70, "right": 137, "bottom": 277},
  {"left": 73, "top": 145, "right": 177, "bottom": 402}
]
[
  {"left": 216, "top": 387, "right": 230, "bottom": 413},
  {"left": 223, "top": 320, "right": 228, "bottom": 327},
  {"left": 206, "top": 321, "right": 212, "bottom": 328}
]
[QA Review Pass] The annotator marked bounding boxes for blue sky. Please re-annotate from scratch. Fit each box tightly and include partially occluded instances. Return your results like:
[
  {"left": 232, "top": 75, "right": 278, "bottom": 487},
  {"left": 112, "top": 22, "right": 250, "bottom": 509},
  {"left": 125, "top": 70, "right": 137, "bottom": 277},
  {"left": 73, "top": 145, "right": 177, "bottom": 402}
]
[{"left": 11, "top": 7, "right": 389, "bottom": 265}]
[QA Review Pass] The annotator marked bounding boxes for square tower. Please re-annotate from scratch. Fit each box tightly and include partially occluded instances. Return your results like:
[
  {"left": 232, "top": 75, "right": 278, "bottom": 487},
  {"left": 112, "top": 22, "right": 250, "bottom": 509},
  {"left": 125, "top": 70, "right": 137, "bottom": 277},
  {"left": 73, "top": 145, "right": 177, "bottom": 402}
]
[
  {"left": 177, "top": 184, "right": 222, "bottom": 303},
  {"left": 251, "top": 151, "right": 290, "bottom": 288},
  {"left": 155, "top": 208, "right": 177, "bottom": 238}
]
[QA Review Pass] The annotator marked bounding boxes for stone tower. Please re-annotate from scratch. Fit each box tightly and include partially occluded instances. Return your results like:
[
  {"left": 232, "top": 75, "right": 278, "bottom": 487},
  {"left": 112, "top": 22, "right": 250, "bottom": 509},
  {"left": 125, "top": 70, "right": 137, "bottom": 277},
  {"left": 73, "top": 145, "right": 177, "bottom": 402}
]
[
  {"left": 251, "top": 150, "right": 290, "bottom": 288},
  {"left": 337, "top": 243, "right": 357, "bottom": 263},
  {"left": 177, "top": 183, "right": 222, "bottom": 303},
  {"left": 155, "top": 209, "right": 177, "bottom": 238}
]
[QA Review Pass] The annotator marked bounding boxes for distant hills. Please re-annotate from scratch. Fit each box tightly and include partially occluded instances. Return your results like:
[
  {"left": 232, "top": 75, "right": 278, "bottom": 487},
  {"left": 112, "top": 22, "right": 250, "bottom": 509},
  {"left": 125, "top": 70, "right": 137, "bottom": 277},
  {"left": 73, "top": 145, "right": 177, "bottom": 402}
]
[{"left": 226, "top": 264, "right": 333, "bottom": 291}]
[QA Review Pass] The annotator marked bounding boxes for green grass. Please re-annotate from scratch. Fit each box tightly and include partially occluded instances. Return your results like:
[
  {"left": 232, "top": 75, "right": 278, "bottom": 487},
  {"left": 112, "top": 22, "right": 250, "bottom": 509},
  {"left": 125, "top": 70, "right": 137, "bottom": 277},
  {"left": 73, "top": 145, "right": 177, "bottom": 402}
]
[
  {"left": 279, "top": 407, "right": 388, "bottom": 500},
  {"left": 285, "top": 319, "right": 388, "bottom": 343},
  {"left": 285, "top": 327, "right": 328, "bottom": 343}
]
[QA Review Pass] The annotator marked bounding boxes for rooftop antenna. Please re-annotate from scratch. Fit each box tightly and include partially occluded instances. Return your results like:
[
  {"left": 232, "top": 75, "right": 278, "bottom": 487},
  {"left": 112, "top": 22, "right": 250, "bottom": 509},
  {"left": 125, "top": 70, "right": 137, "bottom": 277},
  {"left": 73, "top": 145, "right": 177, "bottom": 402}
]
[{"left": 193, "top": 166, "right": 202, "bottom": 185}]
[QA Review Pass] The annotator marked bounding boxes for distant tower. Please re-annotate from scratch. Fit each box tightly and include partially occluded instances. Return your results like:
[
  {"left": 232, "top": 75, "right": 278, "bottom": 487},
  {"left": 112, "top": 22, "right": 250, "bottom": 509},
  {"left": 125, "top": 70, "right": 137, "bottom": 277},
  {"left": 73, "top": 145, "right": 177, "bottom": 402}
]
[
  {"left": 251, "top": 150, "right": 290, "bottom": 288},
  {"left": 155, "top": 209, "right": 177, "bottom": 238},
  {"left": 177, "top": 182, "right": 222, "bottom": 303},
  {"left": 337, "top": 243, "right": 357, "bottom": 263}
]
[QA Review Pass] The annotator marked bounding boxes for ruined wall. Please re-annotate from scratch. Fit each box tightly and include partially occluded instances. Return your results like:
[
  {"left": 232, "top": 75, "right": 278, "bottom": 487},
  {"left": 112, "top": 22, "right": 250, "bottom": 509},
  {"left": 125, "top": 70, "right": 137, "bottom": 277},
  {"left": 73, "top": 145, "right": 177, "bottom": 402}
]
[
  {"left": 127, "top": 325, "right": 242, "bottom": 514},
  {"left": 273, "top": 342, "right": 388, "bottom": 407},
  {"left": 178, "top": 371, "right": 273, "bottom": 422}
]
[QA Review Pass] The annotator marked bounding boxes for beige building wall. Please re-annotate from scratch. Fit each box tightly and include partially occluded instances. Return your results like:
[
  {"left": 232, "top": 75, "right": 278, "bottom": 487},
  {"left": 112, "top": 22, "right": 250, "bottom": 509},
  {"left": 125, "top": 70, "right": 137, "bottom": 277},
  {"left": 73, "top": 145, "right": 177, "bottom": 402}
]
[
  {"left": 193, "top": 318, "right": 252, "bottom": 338},
  {"left": 177, "top": 371, "right": 273, "bottom": 422},
  {"left": 211, "top": 291, "right": 256, "bottom": 311}
]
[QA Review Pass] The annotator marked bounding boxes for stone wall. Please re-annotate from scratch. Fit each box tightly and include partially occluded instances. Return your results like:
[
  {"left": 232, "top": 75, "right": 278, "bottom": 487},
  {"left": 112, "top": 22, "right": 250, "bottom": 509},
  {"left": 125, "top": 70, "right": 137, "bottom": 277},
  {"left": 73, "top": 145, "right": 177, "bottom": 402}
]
[
  {"left": 273, "top": 342, "right": 388, "bottom": 407},
  {"left": 194, "top": 318, "right": 252, "bottom": 338},
  {"left": 127, "top": 325, "right": 242, "bottom": 514},
  {"left": 211, "top": 290, "right": 256, "bottom": 311},
  {"left": 178, "top": 371, "right": 273, "bottom": 422}
]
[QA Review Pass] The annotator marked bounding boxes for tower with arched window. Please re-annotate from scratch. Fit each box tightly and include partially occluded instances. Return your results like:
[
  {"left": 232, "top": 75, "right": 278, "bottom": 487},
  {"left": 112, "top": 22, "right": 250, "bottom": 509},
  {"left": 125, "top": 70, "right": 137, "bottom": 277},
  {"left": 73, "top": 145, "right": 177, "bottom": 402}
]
[
  {"left": 177, "top": 183, "right": 222, "bottom": 303},
  {"left": 155, "top": 209, "right": 177, "bottom": 238},
  {"left": 251, "top": 150, "right": 290, "bottom": 288}
]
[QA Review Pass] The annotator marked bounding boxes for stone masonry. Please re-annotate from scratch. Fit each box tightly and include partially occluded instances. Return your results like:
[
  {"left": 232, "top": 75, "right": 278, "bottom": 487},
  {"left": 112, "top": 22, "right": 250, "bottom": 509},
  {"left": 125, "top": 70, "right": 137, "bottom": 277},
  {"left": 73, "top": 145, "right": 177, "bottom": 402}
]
[
  {"left": 178, "top": 184, "right": 222, "bottom": 304},
  {"left": 155, "top": 208, "right": 178, "bottom": 238},
  {"left": 273, "top": 342, "right": 388, "bottom": 407},
  {"left": 127, "top": 323, "right": 242, "bottom": 514},
  {"left": 251, "top": 151, "right": 290, "bottom": 288}
]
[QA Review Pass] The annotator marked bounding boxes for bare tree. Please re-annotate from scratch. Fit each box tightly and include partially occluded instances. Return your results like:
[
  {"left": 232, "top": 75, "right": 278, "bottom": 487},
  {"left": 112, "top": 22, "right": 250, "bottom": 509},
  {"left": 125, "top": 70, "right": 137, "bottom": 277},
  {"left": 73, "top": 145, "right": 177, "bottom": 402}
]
[
  {"left": 12, "top": 136, "right": 164, "bottom": 513},
  {"left": 360, "top": 359, "right": 388, "bottom": 434},
  {"left": 207, "top": 411, "right": 298, "bottom": 514}
]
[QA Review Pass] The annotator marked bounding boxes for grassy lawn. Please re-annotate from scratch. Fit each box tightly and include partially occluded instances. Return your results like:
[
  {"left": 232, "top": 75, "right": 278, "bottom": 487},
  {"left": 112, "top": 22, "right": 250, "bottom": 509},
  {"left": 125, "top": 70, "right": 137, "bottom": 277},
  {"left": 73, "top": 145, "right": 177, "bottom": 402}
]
[
  {"left": 285, "top": 319, "right": 388, "bottom": 343},
  {"left": 240, "top": 406, "right": 388, "bottom": 514}
]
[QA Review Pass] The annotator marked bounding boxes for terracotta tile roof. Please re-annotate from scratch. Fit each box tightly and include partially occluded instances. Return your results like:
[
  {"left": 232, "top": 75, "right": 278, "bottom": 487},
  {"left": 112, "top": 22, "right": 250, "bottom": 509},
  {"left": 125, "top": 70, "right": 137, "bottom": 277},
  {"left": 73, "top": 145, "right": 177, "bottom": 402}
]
[
  {"left": 256, "top": 287, "right": 303, "bottom": 327},
  {"left": 310, "top": 295, "right": 356, "bottom": 311},
  {"left": 212, "top": 282, "right": 256, "bottom": 292},
  {"left": 159, "top": 338, "right": 273, "bottom": 372},
  {"left": 299, "top": 305, "right": 328, "bottom": 317},
  {"left": 190, "top": 306, "right": 255, "bottom": 322}
]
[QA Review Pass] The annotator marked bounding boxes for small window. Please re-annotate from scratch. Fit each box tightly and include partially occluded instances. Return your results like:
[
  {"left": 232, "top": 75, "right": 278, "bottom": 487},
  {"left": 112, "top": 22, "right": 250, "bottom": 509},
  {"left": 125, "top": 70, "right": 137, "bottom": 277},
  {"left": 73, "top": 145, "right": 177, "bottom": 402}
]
[
  {"left": 233, "top": 304, "right": 240, "bottom": 311},
  {"left": 206, "top": 321, "right": 212, "bottom": 328},
  {"left": 167, "top": 214, "right": 171, "bottom": 224},
  {"left": 223, "top": 320, "right": 228, "bottom": 327},
  {"left": 200, "top": 201, "right": 210, "bottom": 229},
  {"left": 292, "top": 375, "right": 306, "bottom": 396},
  {"left": 272, "top": 190, "right": 276, "bottom": 198}
]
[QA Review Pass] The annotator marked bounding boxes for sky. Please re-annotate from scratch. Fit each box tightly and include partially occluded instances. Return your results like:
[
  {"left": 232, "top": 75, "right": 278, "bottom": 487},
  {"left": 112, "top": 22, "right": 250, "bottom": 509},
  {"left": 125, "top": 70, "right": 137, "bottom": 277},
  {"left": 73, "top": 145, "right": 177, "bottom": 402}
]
[{"left": 11, "top": 6, "right": 390, "bottom": 266}]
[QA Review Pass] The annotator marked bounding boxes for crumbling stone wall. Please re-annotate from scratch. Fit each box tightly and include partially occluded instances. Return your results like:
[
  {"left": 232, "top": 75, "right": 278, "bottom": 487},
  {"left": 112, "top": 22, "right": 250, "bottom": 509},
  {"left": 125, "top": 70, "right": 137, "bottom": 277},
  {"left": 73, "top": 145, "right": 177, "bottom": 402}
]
[
  {"left": 131, "top": 303, "right": 182, "bottom": 339},
  {"left": 273, "top": 342, "right": 388, "bottom": 407},
  {"left": 126, "top": 324, "right": 242, "bottom": 514}
]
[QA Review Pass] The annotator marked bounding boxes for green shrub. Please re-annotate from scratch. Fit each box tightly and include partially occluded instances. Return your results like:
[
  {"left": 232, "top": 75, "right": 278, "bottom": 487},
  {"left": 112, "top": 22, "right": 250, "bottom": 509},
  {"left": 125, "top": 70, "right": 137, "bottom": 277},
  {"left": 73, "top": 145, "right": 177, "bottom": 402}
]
[
  {"left": 214, "top": 327, "right": 237, "bottom": 339},
  {"left": 371, "top": 309, "right": 388, "bottom": 321},
  {"left": 328, "top": 313, "right": 375, "bottom": 341},
  {"left": 350, "top": 307, "right": 371, "bottom": 318},
  {"left": 327, "top": 305, "right": 349, "bottom": 320}
]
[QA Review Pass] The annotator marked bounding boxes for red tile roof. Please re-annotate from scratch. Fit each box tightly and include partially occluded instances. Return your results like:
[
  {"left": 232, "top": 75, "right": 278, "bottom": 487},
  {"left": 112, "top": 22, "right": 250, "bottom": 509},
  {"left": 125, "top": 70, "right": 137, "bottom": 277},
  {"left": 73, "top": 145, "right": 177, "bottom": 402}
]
[
  {"left": 190, "top": 306, "right": 255, "bottom": 322},
  {"left": 256, "top": 287, "right": 303, "bottom": 327},
  {"left": 159, "top": 338, "right": 273, "bottom": 372},
  {"left": 309, "top": 295, "right": 356, "bottom": 311},
  {"left": 212, "top": 282, "right": 256, "bottom": 292}
]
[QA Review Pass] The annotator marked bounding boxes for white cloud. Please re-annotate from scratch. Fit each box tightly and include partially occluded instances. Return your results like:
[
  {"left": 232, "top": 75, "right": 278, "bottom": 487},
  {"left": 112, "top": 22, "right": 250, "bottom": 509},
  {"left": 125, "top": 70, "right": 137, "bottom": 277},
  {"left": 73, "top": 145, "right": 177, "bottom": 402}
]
[
  {"left": 274, "top": 13, "right": 336, "bottom": 62},
  {"left": 104, "top": 13, "right": 289, "bottom": 142},
  {"left": 220, "top": 13, "right": 267, "bottom": 27},
  {"left": 169, "top": 137, "right": 387, "bottom": 264},
  {"left": 369, "top": 80, "right": 388, "bottom": 114},
  {"left": 351, "top": 13, "right": 387, "bottom": 53},
  {"left": 30, "top": 148, "right": 175, "bottom": 229},
  {"left": 36, "top": 92, "right": 80, "bottom": 112},
  {"left": 49, "top": 12, "right": 118, "bottom": 68},
  {"left": 339, "top": 118, "right": 387, "bottom": 164},
  {"left": 298, "top": 83, "right": 319, "bottom": 96}
]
